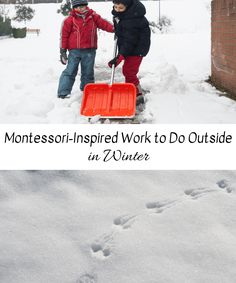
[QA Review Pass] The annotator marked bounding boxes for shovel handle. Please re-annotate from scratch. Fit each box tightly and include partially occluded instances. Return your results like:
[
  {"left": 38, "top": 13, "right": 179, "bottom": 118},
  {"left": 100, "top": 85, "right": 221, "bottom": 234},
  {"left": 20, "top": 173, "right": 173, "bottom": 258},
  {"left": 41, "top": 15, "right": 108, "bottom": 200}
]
[{"left": 110, "top": 37, "right": 118, "bottom": 85}]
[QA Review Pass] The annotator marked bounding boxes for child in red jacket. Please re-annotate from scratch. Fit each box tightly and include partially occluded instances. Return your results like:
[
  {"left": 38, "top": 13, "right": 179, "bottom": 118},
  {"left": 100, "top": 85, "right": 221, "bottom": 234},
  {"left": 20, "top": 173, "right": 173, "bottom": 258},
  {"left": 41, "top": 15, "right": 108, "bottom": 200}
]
[{"left": 58, "top": 0, "right": 113, "bottom": 98}]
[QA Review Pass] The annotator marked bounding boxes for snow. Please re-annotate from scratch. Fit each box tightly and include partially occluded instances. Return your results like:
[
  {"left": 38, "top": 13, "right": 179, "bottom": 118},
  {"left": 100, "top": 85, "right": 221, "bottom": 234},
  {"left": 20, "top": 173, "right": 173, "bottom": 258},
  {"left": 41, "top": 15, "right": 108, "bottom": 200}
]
[
  {"left": 0, "top": 0, "right": 236, "bottom": 123},
  {"left": 0, "top": 170, "right": 236, "bottom": 282}
]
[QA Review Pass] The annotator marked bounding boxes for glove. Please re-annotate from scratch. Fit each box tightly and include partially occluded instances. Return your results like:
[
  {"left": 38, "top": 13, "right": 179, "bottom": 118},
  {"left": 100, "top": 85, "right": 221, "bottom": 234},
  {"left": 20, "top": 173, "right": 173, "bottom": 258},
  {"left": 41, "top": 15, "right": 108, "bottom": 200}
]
[
  {"left": 108, "top": 54, "right": 124, "bottom": 68},
  {"left": 60, "top": 48, "right": 68, "bottom": 65}
]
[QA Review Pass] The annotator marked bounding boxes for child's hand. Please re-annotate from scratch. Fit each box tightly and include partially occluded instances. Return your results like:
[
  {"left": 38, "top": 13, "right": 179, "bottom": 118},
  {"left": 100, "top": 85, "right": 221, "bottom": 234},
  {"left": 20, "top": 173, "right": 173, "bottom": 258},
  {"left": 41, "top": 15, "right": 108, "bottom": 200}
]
[
  {"left": 60, "top": 48, "right": 68, "bottom": 65},
  {"left": 108, "top": 54, "right": 124, "bottom": 68}
]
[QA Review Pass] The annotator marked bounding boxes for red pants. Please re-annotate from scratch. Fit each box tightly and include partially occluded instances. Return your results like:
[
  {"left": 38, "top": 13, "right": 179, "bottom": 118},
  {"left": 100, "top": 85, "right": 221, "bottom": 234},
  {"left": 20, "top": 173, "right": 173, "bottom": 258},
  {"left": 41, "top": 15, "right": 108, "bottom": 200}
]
[{"left": 122, "top": 56, "right": 143, "bottom": 86}]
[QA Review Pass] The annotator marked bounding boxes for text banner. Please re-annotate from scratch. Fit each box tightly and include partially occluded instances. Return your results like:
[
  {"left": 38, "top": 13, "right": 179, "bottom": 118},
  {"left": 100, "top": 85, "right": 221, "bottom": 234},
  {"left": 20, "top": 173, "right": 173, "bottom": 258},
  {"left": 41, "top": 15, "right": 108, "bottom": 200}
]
[{"left": 0, "top": 124, "right": 235, "bottom": 170}]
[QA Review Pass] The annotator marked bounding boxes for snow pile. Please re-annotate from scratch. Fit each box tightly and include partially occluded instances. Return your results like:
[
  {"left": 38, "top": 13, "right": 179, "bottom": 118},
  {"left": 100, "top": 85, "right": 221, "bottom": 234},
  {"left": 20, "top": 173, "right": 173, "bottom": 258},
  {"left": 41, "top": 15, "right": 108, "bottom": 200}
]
[
  {"left": 0, "top": 1, "right": 236, "bottom": 123},
  {"left": 0, "top": 171, "right": 236, "bottom": 282}
]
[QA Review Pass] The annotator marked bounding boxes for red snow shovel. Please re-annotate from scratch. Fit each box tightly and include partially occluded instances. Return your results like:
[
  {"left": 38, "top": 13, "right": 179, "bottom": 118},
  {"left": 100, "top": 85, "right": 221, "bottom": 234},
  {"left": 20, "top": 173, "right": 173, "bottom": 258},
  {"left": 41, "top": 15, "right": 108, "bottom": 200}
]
[{"left": 80, "top": 38, "right": 136, "bottom": 118}]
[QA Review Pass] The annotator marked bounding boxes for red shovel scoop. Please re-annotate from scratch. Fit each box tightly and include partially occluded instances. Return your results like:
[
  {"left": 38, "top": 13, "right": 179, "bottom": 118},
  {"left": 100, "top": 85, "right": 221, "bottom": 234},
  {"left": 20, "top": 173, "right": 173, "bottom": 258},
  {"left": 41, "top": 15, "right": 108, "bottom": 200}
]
[{"left": 80, "top": 38, "right": 136, "bottom": 118}]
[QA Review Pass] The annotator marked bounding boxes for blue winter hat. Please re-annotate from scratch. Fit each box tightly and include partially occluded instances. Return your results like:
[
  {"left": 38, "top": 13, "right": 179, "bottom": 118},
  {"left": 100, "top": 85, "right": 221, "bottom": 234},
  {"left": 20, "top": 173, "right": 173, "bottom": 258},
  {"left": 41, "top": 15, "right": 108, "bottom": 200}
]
[{"left": 71, "top": 0, "right": 88, "bottom": 8}]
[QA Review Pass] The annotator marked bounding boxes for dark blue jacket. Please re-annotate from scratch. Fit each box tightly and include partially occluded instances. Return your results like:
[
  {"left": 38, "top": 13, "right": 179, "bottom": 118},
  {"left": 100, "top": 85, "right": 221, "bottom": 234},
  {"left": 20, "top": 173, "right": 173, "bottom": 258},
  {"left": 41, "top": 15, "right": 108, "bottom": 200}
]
[{"left": 112, "top": 0, "right": 151, "bottom": 57}]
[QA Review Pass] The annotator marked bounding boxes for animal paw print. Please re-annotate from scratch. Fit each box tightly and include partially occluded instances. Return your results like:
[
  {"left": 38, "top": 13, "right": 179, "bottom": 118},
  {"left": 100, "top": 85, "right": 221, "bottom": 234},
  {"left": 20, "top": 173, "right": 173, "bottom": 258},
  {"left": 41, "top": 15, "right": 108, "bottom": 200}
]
[
  {"left": 216, "top": 179, "right": 234, "bottom": 193},
  {"left": 184, "top": 187, "right": 216, "bottom": 199},
  {"left": 113, "top": 214, "right": 136, "bottom": 229},
  {"left": 146, "top": 199, "right": 177, "bottom": 213},
  {"left": 91, "top": 233, "right": 113, "bottom": 258}
]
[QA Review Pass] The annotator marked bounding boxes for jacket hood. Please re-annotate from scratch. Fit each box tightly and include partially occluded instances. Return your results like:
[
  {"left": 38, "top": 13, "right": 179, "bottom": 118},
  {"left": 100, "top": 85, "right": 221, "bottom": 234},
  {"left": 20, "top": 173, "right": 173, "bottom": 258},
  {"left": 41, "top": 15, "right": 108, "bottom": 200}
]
[{"left": 112, "top": 0, "right": 146, "bottom": 19}]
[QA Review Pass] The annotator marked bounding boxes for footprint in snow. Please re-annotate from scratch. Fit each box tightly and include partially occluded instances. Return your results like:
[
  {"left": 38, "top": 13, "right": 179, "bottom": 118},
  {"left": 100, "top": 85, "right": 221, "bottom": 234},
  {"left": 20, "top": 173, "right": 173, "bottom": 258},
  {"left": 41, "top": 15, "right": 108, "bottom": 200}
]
[
  {"left": 91, "top": 233, "right": 113, "bottom": 258},
  {"left": 113, "top": 214, "right": 136, "bottom": 229},
  {"left": 185, "top": 180, "right": 234, "bottom": 199},
  {"left": 216, "top": 179, "right": 233, "bottom": 193},
  {"left": 77, "top": 273, "right": 97, "bottom": 283},
  {"left": 91, "top": 214, "right": 137, "bottom": 260},
  {"left": 184, "top": 187, "right": 217, "bottom": 199},
  {"left": 146, "top": 199, "right": 177, "bottom": 213}
]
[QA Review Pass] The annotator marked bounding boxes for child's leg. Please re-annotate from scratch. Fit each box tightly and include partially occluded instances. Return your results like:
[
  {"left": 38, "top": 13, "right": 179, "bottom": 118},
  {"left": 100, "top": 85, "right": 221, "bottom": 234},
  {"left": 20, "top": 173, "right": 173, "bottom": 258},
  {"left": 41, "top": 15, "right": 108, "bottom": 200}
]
[
  {"left": 122, "top": 56, "right": 143, "bottom": 93},
  {"left": 57, "top": 50, "right": 81, "bottom": 97},
  {"left": 80, "top": 49, "right": 96, "bottom": 91}
]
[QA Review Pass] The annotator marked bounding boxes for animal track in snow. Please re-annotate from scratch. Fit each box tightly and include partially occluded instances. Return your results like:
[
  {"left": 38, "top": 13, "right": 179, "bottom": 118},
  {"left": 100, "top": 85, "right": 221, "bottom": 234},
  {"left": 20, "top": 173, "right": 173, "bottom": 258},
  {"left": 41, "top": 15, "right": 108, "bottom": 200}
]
[
  {"left": 90, "top": 215, "right": 136, "bottom": 260},
  {"left": 146, "top": 199, "right": 177, "bottom": 213},
  {"left": 91, "top": 179, "right": 235, "bottom": 263},
  {"left": 217, "top": 179, "right": 228, "bottom": 189},
  {"left": 77, "top": 273, "right": 97, "bottom": 283},
  {"left": 216, "top": 179, "right": 234, "bottom": 193},
  {"left": 91, "top": 233, "right": 113, "bottom": 258},
  {"left": 113, "top": 214, "right": 136, "bottom": 229},
  {"left": 184, "top": 187, "right": 217, "bottom": 199},
  {"left": 185, "top": 179, "right": 235, "bottom": 199}
]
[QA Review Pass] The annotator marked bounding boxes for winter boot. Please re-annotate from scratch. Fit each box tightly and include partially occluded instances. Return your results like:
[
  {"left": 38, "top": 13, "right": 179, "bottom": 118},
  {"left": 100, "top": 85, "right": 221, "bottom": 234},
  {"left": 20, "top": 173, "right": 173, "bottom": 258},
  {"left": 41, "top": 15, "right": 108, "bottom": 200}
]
[
  {"left": 58, "top": 94, "right": 71, "bottom": 99},
  {"left": 136, "top": 84, "right": 145, "bottom": 106}
]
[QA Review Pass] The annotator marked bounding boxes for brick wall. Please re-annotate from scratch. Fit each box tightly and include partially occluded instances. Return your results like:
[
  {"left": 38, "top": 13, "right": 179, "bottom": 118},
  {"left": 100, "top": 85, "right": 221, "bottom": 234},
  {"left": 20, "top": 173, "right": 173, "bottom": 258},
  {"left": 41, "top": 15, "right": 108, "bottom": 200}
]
[{"left": 211, "top": 0, "right": 236, "bottom": 99}]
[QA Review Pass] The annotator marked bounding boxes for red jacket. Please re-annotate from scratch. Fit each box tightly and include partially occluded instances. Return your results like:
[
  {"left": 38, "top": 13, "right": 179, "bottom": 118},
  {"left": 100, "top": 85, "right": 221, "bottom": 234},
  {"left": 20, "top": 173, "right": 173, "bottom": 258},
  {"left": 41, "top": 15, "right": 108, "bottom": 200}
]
[{"left": 60, "top": 8, "right": 113, "bottom": 50}]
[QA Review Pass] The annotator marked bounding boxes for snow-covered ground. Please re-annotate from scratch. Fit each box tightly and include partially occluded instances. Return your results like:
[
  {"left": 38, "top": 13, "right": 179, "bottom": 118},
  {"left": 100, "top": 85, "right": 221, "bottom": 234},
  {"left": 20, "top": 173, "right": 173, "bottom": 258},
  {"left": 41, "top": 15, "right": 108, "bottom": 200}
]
[
  {"left": 0, "top": 171, "right": 236, "bottom": 282},
  {"left": 1, "top": 0, "right": 236, "bottom": 123}
]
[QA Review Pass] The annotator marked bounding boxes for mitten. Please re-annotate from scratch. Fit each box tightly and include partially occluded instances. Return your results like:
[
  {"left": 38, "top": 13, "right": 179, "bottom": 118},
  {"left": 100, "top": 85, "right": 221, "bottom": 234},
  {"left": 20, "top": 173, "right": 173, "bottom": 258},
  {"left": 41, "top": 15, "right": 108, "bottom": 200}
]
[
  {"left": 108, "top": 54, "right": 124, "bottom": 68},
  {"left": 60, "top": 48, "right": 68, "bottom": 65}
]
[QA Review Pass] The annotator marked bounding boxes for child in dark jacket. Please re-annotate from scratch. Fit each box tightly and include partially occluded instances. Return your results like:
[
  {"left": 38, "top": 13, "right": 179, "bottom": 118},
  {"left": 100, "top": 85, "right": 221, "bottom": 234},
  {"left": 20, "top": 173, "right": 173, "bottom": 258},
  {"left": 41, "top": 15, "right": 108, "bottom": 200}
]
[
  {"left": 108, "top": 0, "right": 151, "bottom": 104},
  {"left": 58, "top": 0, "right": 113, "bottom": 98}
]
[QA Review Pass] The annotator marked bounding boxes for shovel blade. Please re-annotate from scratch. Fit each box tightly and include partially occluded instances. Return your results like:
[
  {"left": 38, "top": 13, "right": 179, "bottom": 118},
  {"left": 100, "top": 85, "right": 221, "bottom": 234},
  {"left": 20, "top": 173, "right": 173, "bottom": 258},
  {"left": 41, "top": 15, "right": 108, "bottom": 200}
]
[{"left": 80, "top": 83, "right": 136, "bottom": 118}]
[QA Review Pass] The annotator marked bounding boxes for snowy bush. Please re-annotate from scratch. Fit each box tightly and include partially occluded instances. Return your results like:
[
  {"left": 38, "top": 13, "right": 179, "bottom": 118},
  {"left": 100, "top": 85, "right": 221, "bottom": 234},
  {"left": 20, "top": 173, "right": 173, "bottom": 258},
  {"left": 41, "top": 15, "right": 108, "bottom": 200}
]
[
  {"left": 0, "top": 5, "right": 12, "bottom": 36},
  {"left": 0, "top": 15, "right": 12, "bottom": 37},
  {"left": 13, "top": 0, "right": 35, "bottom": 25},
  {"left": 57, "top": 0, "right": 71, "bottom": 16},
  {"left": 0, "top": 4, "right": 9, "bottom": 20},
  {"left": 150, "top": 15, "right": 172, "bottom": 34}
]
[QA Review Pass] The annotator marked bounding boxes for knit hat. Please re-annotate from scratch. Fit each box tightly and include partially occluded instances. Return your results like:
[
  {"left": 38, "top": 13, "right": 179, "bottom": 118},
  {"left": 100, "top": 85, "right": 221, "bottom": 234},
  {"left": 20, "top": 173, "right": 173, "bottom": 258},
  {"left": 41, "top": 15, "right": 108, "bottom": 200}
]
[
  {"left": 71, "top": 0, "right": 88, "bottom": 8},
  {"left": 113, "top": 0, "right": 133, "bottom": 8}
]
